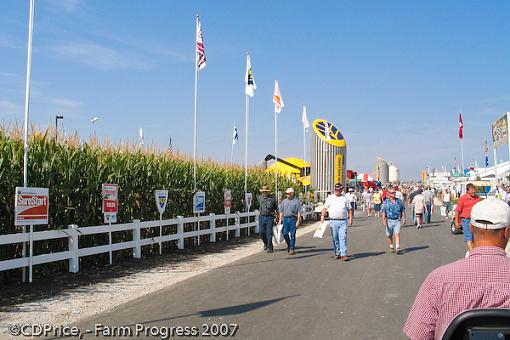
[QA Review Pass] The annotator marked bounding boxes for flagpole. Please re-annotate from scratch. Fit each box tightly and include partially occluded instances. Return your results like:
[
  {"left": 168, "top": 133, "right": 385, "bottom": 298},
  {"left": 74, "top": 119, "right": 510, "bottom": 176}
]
[
  {"left": 494, "top": 147, "right": 498, "bottom": 182},
  {"left": 23, "top": 0, "right": 35, "bottom": 189},
  {"left": 461, "top": 138, "right": 465, "bottom": 173},
  {"left": 275, "top": 110, "right": 278, "bottom": 201},
  {"left": 244, "top": 93, "right": 249, "bottom": 194},
  {"left": 231, "top": 139, "right": 234, "bottom": 164},
  {"left": 193, "top": 16, "right": 199, "bottom": 192},
  {"left": 303, "top": 118, "right": 306, "bottom": 199}
]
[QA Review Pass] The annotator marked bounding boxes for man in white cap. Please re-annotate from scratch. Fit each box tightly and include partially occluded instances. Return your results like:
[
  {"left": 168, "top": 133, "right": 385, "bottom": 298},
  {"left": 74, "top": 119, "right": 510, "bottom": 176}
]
[
  {"left": 404, "top": 198, "right": 510, "bottom": 340},
  {"left": 278, "top": 187, "right": 302, "bottom": 255},
  {"left": 321, "top": 183, "right": 353, "bottom": 261}
]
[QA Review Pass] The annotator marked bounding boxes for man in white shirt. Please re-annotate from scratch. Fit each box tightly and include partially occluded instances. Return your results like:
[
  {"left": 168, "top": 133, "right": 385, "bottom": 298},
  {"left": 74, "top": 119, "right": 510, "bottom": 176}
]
[
  {"left": 394, "top": 185, "right": 404, "bottom": 200},
  {"left": 321, "top": 183, "right": 353, "bottom": 261},
  {"left": 362, "top": 188, "right": 372, "bottom": 216},
  {"left": 345, "top": 188, "right": 357, "bottom": 217}
]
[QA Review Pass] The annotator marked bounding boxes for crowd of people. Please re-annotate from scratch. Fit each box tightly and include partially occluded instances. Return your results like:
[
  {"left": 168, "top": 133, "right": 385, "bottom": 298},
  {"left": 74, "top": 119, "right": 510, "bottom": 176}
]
[{"left": 255, "top": 181, "right": 510, "bottom": 339}]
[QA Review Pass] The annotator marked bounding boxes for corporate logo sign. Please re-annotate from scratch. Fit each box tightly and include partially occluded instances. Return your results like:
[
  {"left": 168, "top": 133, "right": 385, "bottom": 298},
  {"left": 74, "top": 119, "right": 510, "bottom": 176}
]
[{"left": 15, "top": 187, "right": 49, "bottom": 226}]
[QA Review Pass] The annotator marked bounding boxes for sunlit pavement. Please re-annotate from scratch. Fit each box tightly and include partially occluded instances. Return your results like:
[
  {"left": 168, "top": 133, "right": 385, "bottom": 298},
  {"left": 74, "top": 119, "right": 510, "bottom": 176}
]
[{"left": 77, "top": 212, "right": 464, "bottom": 340}]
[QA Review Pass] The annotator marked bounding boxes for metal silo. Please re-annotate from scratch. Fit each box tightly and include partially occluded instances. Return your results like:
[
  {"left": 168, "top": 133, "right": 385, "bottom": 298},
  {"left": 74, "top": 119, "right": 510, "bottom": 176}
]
[
  {"left": 389, "top": 163, "right": 400, "bottom": 183},
  {"left": 375, "top": 157, "right": 389, "bottom": 184},
  {"left": 311, "top": 119, "right": 347, "bottom": 197}
]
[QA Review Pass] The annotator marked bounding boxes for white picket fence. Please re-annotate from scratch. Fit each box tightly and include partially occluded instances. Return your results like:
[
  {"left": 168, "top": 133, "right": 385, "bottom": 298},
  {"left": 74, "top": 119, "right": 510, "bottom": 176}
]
[{"left": 0, "top": 205, "right": 316, "bottom": 283}]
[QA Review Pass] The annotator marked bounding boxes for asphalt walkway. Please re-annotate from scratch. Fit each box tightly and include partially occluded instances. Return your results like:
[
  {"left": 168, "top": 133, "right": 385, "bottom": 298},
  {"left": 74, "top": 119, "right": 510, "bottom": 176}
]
[{"left": 78, "top": 211, "right": 465, "bottom": 340}]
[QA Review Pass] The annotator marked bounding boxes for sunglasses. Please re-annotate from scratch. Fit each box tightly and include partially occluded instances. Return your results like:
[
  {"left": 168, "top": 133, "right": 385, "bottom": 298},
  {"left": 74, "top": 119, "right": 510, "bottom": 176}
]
[{"left": 389, "top": 192, "right": 396, "bottom": 194}]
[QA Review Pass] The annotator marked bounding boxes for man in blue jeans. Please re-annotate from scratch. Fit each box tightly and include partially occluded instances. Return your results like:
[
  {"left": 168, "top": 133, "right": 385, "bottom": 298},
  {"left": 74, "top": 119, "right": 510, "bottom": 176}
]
[
  {"left": 381, "top": 188, "right": 406, "bottom": 254},
  {"left": 254, "top": 185, "right": 278, "bottom": 253},
  {"left": 278, "top": 187, "right": 302, "bottom": 255},
  {"left": 321, "top": 183, "right": 353, "bottom": 261}
]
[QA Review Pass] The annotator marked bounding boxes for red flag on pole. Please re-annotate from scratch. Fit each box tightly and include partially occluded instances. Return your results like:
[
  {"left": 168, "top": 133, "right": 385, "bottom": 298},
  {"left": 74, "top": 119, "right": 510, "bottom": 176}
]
[{"left": 458, "top": 113, "right": 464, "bottom": 139}]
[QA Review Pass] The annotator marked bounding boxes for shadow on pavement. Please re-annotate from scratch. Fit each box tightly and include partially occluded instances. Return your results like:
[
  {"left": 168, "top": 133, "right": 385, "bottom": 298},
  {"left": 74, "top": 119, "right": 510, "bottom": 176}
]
[
  {"left": 126, "top": 295, "right": 300, "bottom": 325},
  {"left": 350, "top": 251, "right": 385, "bottom": 259},
  {"left": 400, "top": 246, "right": 429, "bottom": 254}
]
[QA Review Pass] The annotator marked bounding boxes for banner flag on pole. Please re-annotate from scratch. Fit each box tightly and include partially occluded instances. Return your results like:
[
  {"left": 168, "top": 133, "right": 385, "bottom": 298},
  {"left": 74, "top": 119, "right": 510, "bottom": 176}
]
[
  {"left": 458, "top": 112, "right": 464, "bottom": 139},
  {"left": 139, "top": 128, "right": 144, "bottom": 146},
  {"left": 245, "top": 55, "right": 256, "bottom": 97},
  {"left": 196, "top": 15, "right": 206, "bottom": 71},
  {"left": 301, "top": 106, "right": 310, "bottom": 132},
  {"left": 484, "top": 140, "right": 489, "bottom": 167},
  {"left": 233, "top": 126, "right": 239, "bottom": 145},
  {"left": 273, "top": 81, "right": 284, "bottom": 114}
]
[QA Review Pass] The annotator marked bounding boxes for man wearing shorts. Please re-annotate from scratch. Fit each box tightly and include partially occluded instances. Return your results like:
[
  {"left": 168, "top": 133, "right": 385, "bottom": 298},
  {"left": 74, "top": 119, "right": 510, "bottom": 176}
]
[
  {"left": 412, "top": 189, "right": 427, "bottom": 229},
  {"left": 381, "top": 188, "right": 406, "bottom": 254},
  {"left": 362, "top": 187, "right": 372, "bottom": 216},
  {"left": 455, "top": 183, "right": 481, "bottom": 254}
]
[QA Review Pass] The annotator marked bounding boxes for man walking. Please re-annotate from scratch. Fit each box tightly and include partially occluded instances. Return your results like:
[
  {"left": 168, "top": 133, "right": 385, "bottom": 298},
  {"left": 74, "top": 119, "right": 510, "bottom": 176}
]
[
  {"left": 455, "top": 183, "right": 481, "bottom": 255},
  {"left": 422, "top": 187, "right": 434, "bottom": 224},
  {"left": 404, "top": 198, "right": 510, "bottom": 339},
  {"left": 345, "top": 188, "right": 356, "bottom": 217},
  {"left": 411, "top": 188, "right": 427, "bottom": 229},
  {"left": 372, "top": 187, "right": 383, "bottom": 217},
  {"left": 254, "top": 185, "right": 278, "bottom": 253},
  {"left": 278, "top": 188, "right": 302, "bottom": 255},
  {"left": 321, "top": 183, "right": 353, "bottom": 261},
  {"left": 362, "top": 187, "right": 372, "bottom": 216},
  {"left": 381, "top": 188, "right": 406, "bottom": 254}
]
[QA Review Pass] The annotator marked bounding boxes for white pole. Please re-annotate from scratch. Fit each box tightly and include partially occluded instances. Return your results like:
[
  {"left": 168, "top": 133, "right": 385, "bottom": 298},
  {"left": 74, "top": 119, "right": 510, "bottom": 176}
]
[
  {"left": 506, "top": 112, "right": 510, "bottom": 168},
  {"left": 193, "top": 17, "right": 199, "bottom": 192},
  {"left": 245, "top": 94, "right": 249, "bottom": 195},
  {"left": 159, "top": 213, "right": 163, "bottom": 255},
  {"left": 494, "top": 147, "right": 498, "bottom": 182},
  {"left": 275, "top": 111, "right": 278, "bottom": 201},
  {"left": 22, "top": 0, "right": 35, "bottom": 284},
  {"left": 461, "top": 139, "right": 465, "bottom": 173},
  {"left": 28, "top": 224, "right": 33, "bottom": 283},
  {"left": 108, "top": 221, "right": 112, "bottom": 265},
  {"left": 303, "top": 124, "right": 306, "bottom": 199},
  {"left": 230, "top": 139, "right": 234, "bottom": 164}
]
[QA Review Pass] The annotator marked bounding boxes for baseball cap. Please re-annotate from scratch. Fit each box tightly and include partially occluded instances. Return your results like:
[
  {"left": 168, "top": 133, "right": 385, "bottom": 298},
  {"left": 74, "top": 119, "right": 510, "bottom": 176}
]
[
  {"left": 334, "top": 183, "right": 343, "bottom": 190},
  {"left": 285, "top": 187, "right": 294, "bottom": 194},
  {"left": 470, "top": 197, "right": 510, "bottom": 230}
]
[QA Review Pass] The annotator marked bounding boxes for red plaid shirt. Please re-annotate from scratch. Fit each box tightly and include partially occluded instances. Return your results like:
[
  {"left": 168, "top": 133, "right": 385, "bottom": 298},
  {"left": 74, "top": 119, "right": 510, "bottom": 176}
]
[{"left": 403, "top": 246, "right": 510, "bottom": 340}]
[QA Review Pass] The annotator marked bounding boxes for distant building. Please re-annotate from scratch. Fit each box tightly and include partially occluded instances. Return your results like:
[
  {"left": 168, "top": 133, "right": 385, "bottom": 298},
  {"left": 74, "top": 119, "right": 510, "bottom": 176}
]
[
  {"left": 389, "top": 163, "right": 400, "bottom": 183},
  {"left": 375, "top": 157, "right": 389, "bottom": 184}
]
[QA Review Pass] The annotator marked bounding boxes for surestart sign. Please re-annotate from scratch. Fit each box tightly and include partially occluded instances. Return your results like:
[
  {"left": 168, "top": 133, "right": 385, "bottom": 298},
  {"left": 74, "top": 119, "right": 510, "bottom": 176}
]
[
  {"left": 15, "top": 187, "right": 49, "bottom": 226},
  {"left": 102, "top": 184, "right": 118, "bottom": 223}
]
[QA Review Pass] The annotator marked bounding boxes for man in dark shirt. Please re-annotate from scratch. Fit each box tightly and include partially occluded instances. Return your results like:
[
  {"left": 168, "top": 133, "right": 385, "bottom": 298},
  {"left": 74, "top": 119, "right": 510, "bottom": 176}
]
[{"left": 254, "top": 185, "right": 278, "bottom": 253}]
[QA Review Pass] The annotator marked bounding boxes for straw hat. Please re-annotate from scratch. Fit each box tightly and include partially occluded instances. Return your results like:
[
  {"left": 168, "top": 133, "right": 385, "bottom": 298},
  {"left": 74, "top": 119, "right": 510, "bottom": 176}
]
[{"left": 259, "top": 185, "right": 271, "bottom": 193}]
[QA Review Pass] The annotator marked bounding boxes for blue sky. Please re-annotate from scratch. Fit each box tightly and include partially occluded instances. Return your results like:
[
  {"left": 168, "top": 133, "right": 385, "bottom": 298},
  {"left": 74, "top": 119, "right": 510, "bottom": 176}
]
[{"left": 1, "top": 0, "right": 510, "bottom": 180}]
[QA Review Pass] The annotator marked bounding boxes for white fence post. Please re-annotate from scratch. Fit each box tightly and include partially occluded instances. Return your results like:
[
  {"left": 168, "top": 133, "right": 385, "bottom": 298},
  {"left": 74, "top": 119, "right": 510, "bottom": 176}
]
[
  {"left": 209, "top": 213, "right": 216, "bottom": 242},
  {"left": 68, "top": 224, "right": 79, "bottom": 273},
  {"left": 177, "top": 216, "right": 184, "bottom": 250},
  {"left": 255, "top": 212, "right": 260, "bottom": 233},
  {"left": 235, "top": 211, "right": 241, "bottom": 238},
  {"left": 133, "top": 219, "right": 141, "bottom": 259}
]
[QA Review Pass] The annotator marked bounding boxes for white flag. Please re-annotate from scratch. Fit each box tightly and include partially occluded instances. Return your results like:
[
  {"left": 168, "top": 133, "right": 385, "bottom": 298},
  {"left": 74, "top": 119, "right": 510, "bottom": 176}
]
[
  {"left": 273, "top": 80, "right": 284, "bottom": 114},
  {"left": 245, "top": 55, "right": 256, "bottom": 97},
  {"left": 324, "top": 121, "right": 331, "bottom": 140},
  {"left": 139, "top": 128, "right": 144, "bottom": 146},
  {"left": 301, "top": 106, "right": 310, "bottom": 132},
  {"left": 232, "top": 126, "right": 239, "bottom": 145}
]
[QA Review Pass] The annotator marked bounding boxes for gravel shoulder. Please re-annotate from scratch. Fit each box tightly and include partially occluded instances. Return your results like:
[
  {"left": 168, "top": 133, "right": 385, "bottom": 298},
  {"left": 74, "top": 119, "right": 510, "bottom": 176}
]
[{"left": 0, "top": 222, "right": 319, "bottom": 329}]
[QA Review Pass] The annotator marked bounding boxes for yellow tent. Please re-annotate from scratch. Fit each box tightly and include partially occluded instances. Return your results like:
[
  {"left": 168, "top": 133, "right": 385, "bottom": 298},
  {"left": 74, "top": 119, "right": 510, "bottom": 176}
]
[{"left": 267, "top": 157, "right": 311, "bottom": 186}]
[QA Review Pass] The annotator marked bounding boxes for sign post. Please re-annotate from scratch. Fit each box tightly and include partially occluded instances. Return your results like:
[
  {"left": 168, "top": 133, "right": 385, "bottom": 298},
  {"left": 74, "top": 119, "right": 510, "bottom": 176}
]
[
  {"left": 154, "top": 190, "right": 169, "bottom": 255},
  {"left": 102, "top": 184, "right": 118, "bottom": 265},
  {"left": 224, "top": 190, "right": 232, "bottom": 215},
  {"left": 15, "top": 187, "right": 49, "bottom": 283},
  {"left": 193, "top": 191, "right": 206, "bottom": 246},
  {"left": 245, "top": 192, "right": 253, "bottom": 235}
]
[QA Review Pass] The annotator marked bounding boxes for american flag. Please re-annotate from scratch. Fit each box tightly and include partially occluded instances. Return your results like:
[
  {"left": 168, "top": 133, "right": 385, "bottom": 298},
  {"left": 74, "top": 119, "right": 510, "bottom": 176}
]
[
  {"left": 458, "top": 112, "right": 464, "bottom": 139},
  {"left": 273, "top": 80, "right": 284, "bottom": 113},
  {"left": 484, "top": 140, "right": 489, "bottom": 167},
  {"left": 196, "top": 15, "right": 206, "bottom": 71},
  {"left": 167, "top": 137, "right": 173, "bottom": 155}
]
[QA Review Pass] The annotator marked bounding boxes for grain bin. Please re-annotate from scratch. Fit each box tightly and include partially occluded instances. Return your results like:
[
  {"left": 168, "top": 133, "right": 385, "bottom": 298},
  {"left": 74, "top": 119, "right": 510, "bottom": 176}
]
[
  {"left": 389, "top": 163, "right": 400, "bottom": 183},
  {"left": 375, "top": 157, "right": 389, "bottom": 184},
  {"left": 311, "top": 119, "right": 347, "bottom": 196}
]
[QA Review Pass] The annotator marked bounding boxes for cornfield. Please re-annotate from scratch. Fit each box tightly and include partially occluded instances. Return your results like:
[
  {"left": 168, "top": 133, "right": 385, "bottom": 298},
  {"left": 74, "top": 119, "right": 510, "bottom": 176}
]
[{"left": 0, "top": 125, "right": 301, "bottom": 280}]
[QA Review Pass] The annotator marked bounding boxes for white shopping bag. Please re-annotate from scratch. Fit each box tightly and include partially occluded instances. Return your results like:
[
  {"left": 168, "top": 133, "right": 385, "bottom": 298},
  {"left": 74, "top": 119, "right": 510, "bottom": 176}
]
[
  {"left": 273, "top": 223, "right": 285, "bottom": 244},
  {"left": 440, "top": 206, "right": 447, "bottom": 217},
  {"left": 313, "top": 221, "right": 329, "bottom": 239}
]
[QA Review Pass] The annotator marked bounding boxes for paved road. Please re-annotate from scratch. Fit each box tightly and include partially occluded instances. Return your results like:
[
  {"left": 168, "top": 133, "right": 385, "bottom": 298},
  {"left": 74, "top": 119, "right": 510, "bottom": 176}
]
[{"left": 78, "top": 211, "right": 465, "bottom": 340}]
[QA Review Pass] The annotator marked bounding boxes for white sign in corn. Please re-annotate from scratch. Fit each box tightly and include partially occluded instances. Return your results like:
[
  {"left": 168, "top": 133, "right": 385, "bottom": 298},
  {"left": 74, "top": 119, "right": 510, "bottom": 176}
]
[{"left": 15, "top": 187, "right": 49, "bottom": 226}]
